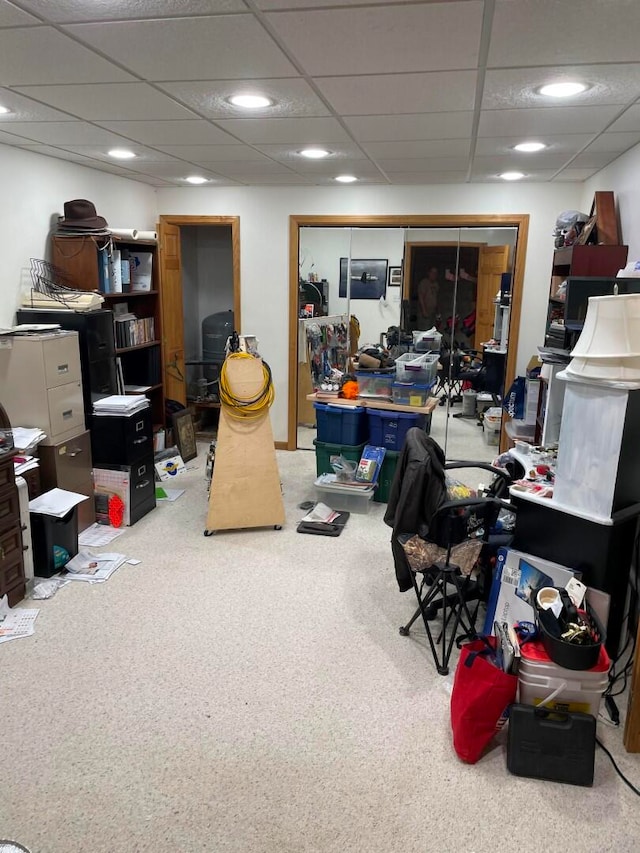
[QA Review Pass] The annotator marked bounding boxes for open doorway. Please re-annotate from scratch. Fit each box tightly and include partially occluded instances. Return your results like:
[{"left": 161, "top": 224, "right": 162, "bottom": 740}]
[{"left": 157, "top": 215, "right": 241, "bottom": 439}]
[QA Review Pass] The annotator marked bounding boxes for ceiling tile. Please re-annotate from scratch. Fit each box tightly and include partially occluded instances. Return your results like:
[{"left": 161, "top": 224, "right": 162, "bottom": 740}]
[
  {"left": 120, "top": 160, "right": 220, "bottom": 177},
  {"left": 289, "top": 160, "right": 383, "bottom": 178},
  {"left": 362, "top": 139, "right": 471, "bottom": 159},
  {"left": 383, "top": 172, "right": 468, "bottom": 184},
  {"left": 256, "top": 0, "right": 421, "bottom": 7},
  {"left": 12, "top": 83, "right": 196, "bottom": 121},
  {"left": 376, "top": 156, "right": 469, "bottom": 173},
  {"left": 252, "top": 141, "right": 363, "bottom": 161},
  {"left": 215, "top": 116, "right": 350, "bottom": 144},
  {"left": 157, "top": 78, "right": 329, "bottom": 118},
  {"left": 585, "top": 131, "right": 640, "bottom": 153},
  {"left": 0, "top": 1, "right": 40, "bottom": 26},
  {"left": 94, "top": 120, "right": 234, "bottom": 146},
  {"left": 11, "top": 143, "right": 113, "bottom": 165},
  {"left": 158, "top": 145, "right": 269, "bottom": 162},
  {"left": 223, "top": 173, "right": 312, "bottom": 184},
  {"left": 475, "top": 134, "right": 595, "bottom": 156},
  {"left": 18, "top": 0, "right": 247, "bottom": 23},
  {"left": 483, "top": 65, "right": 640, "bottom": 110},
  {"left": 608, "top": 105, "right": 640, "bottom": 133},
  {"left": 0, "top": 130, "right": 43, "bottom": 145},
  {"left": 0, "top": 87, "right": 74, "bottom": 121},
  {"left": 0, "top": 27, "right": 133, "bottom": 85},
  {"left": 472, "top": 153, "right": 573, "bottom": 173},
  {"left": 553, "top": 168, "right": 600, "bottom": 181},
  {"left": 490, "top": 0, "right": 640, "bottom": 66},
  {"left": 478, "top": 106, "right": 621, "bottom": 137},
  {"left": 344, "top": 112, "right": 474, "bottom": 142},
  {"left": 471, "top": 167, "right": 557, "bottom": 182},
  {"left": 316, "top": 71, "right": 477, "bottom": 116},
  {"left": 206, "top": 159, "right": 296, "bottom": 176},
  {"left": 59, "top": 144, "right": 178, "bottom": 162},
  {"left": 1, "top": 121, "right": 138, "bottom": 145},
  {"left": 310, "top": 174, "right": 387, "bottom": 185},
  {"left": 569, "top": 150, "right": 620, "bottom": 169},
  {"left": 66, "top": 16, "right": 297, "bottom": 80},
  {"left": 266, "top": 3, "right": 483, "bottom": 76}
]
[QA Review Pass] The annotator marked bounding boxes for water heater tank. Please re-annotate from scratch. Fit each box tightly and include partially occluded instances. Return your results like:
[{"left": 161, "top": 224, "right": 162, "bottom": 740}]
[{"left": 202, "top": 309, "right": 234, "bottom": 379}]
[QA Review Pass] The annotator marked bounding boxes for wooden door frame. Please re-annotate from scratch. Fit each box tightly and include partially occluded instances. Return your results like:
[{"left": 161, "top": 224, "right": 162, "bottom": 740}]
[
  {"left": 158, "top": 215, "right": 241, "bottom": 330},
  {"left": 288, "top": 214, "right": 530, "bottom": 450}
]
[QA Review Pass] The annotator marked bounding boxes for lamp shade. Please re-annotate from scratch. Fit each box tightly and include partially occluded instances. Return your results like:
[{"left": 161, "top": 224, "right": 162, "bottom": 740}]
[
  {"left": 570, "top": 293, "right": 640, "bottom": 359},
  {"left": 565, "top": 355, "right": 640, "bottom": 384}
]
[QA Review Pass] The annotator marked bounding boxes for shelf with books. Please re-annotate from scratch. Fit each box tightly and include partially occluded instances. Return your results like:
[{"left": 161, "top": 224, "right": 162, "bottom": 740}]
[{"left": 51, "top": 231, "right": 164, "bottom": 426}]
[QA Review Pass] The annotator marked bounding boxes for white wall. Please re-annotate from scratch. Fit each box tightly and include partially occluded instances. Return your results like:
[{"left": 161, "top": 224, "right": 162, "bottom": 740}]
[
  {"left": 157, "top": 183, "right": 581, "bottom": 442},
  {"left": 0, "top": 146, "right": 157, "bottom": 329},
  {"left": 581, "top": 141, "right": 640, "bottom": 260}
]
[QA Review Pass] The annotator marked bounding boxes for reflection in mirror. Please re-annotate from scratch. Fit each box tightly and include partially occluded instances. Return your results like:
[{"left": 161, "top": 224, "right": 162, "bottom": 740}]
[{"left": 296, "top": 224, "right": 519, "bottom": 473}]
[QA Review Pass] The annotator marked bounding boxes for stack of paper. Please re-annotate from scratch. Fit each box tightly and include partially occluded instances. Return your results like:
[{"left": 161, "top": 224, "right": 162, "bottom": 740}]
[
  {"left": 0, "top": 595, "right": 39, "bottom": 644},
  {"left": 93, "top": 394, "right": 149, "bottom": 416},
  {"left": 14, "top": 455, "right": 39, "bottom": 477},
  {"left": 29, "top": 488, "right": 88, "bottom": 518},
  {"left": 12, "top": 426, "right": 47, "bottom": 453},
  {"left": 63, "top": 551, "right": 128, "bottom": 583}
]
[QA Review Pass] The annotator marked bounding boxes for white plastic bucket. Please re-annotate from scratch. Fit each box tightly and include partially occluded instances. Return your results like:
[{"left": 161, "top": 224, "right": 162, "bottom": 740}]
[{"left": 518, "top": 673, "right": 607, "bottom": 717}]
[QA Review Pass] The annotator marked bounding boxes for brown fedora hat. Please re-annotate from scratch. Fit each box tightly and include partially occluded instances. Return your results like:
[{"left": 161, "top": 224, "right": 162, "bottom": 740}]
[{"left": 59, "top": 198, "right": 108, "bottom": 229}]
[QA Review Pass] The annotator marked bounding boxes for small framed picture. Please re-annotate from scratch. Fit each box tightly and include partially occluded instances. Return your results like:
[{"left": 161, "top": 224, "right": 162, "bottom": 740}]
[
  {"left": 388, "top": 266, "right": 402, "bottom": 287},
  {"left": 172, "top": 409, "right": 197, "bottom": 462}
]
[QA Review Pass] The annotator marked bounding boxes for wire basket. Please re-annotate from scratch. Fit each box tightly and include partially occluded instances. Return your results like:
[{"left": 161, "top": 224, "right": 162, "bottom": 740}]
[{"left": 26, "top": 257, "right": 93, "bottom": 308}]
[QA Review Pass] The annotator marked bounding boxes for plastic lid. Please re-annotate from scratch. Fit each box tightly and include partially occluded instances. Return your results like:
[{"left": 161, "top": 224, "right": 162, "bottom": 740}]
[{"left": 520, "top": 638, "right": 610, "bottom": 672}]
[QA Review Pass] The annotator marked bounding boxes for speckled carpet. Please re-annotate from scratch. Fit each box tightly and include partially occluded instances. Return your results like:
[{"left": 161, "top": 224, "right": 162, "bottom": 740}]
[{"left": 2, "top": 444, "right": 639, "bottom": 853}]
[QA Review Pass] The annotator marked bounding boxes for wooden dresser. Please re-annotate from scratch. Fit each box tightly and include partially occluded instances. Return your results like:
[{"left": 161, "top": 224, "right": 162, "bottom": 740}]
[{"left": 0, "top": 405, "right": 25, "bottom": 606}]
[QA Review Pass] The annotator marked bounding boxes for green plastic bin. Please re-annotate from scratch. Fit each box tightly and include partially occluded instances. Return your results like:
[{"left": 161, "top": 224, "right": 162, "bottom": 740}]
[
  {"left": 374, "top": 449, "right": 400, "bottom": 503},
  {"left": 314, "top": 439, "right": 366, "bottom": 477}
]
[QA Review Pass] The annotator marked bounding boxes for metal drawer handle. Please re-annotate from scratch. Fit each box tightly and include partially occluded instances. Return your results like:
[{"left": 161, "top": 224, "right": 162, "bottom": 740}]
[
  {"left": 133, "top": 436, "right": 148, "bottom": 445},
  {"left": 62, "top": 409, "right": 73, "bottom": 419},
  {"left": 57, "top": 363, "right": 69, "bottom": 374},
  {"left": 68, "top": 448, "right": 83, "bottom": 457},
  {"left": 136, "top": 479, "right": 150, "bottom": 490}
]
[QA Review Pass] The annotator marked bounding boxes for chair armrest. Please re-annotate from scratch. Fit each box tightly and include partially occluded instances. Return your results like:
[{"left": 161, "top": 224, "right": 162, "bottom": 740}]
[{"left": 437, "top": 495, "right": 512, "bottom": 514}]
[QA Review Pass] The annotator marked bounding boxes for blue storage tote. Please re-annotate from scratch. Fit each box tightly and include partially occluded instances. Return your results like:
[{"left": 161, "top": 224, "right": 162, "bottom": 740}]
[
  {"left": 314, "top": 403, "right": 367, "bottom": 445},
  {"left": 367, "top": 409, "right": 428, "bottom": 451}
]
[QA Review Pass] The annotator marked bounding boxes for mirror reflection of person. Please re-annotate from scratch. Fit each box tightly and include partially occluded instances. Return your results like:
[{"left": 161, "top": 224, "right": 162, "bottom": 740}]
[{"left": 417, "top": 266, "right": 440, "bottom": 330}]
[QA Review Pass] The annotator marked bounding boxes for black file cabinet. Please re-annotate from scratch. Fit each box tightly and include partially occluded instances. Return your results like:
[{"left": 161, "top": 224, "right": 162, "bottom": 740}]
[
  {"left": 91, "top": 409, "right": 155, "bottom": 526},
  {"left": 17, "top": 308, "right": 117, "bottom": 425}
]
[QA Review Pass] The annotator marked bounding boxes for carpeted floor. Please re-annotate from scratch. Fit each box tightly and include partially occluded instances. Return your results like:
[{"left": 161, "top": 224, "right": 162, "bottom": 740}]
[{"left": 2, "top": 445, "right": 639, "bottom": 853}]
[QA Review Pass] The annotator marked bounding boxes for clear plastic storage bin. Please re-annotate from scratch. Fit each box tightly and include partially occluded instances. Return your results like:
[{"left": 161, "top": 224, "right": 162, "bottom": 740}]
[
  {"left": 391, "top": 382, "right": 432, "bottom": 407},
  {"left": 413, "top": 330, "right": 443, "bottom": 352},
  {"left": 395, "top": 352, "right": 439, "bottom": 385},
  {"left": 356, "top": 370, "right": 394, "bottom": 399},
  {"left": 314, "top": 475, "right": 374, "bottom": 513}
]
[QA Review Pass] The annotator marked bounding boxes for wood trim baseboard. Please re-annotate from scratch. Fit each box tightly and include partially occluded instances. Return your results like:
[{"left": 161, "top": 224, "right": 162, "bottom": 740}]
[{"left": 274, "top": 440, "right": 289, "bottom": 450}]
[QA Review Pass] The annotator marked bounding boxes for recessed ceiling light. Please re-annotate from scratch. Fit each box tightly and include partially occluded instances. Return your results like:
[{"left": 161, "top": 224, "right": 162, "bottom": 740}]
[
  {"left": 299, "top": 147, "right": 331, "bottom": 159},
  {"left": 539, "top": 81, "right": 588, "bottom": 98},
  {"left": 108, "top": 148, "right": 136, "bottom": 160},
  {"left": 0, "top": 105, "right": 11, "bottom": 115},
  {"left": 513, "top": 141, "right": 547, "bottom": 153},
  {"left": 228, "top": 93, "right": 273, "bottom": 109},
  {"left": 499, "top": 171, "right": 525, "bottom": 181},
  {"left": 335, "top": 175, "right": 357, "bottom": 183},
  {"left": 185, "top": 175, "right": 209, "bottom": 185}
]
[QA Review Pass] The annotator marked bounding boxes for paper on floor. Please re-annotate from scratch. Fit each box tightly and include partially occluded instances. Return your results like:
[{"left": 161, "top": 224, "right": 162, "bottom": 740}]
[
  {"left": 0, "top": 594, "right": 39, "bottom": 644},
  {"left": 63, "top": 551, "right": 128, "bottom": 583},
  {"left": 78, "top": 523, "right": 126, "bottom": 547}
]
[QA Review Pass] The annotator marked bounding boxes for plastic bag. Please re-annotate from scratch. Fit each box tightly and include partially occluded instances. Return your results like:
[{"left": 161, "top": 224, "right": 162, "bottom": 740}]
[{"left": 450, "top": 636, "right": 518, "bottom": 763}]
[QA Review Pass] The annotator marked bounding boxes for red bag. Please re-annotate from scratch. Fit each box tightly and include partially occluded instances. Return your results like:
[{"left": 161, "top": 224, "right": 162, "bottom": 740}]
[{"left": 450, "top": 637, "right": 518, "bottom": 764}]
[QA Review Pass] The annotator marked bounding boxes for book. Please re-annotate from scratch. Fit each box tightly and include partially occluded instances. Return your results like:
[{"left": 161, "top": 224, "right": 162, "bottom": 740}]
[{"left": 110, "top": 248, "right": 123, "bottom": 293}]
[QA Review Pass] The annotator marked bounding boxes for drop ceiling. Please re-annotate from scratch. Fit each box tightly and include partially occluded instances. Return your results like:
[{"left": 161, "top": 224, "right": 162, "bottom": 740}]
[{"left": 0, "top": 0, "right": 638, "bottom": 186}]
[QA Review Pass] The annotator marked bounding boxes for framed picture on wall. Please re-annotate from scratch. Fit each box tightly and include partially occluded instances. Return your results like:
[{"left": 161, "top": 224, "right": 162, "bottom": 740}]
[
  {"left": 388, "top": 266, "right": 402, "bottom": 287},
  {"left": 172, "top": 409, "right": 197, "bottom": 462},
  {"left": 339, "top": 258, "right": 388, "bottom": 299}
]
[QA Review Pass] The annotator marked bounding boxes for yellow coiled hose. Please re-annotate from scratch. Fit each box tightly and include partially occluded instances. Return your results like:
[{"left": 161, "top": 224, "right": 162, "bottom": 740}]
[{"left": 218, "top": 352, "right": 274, "bottom": 419}]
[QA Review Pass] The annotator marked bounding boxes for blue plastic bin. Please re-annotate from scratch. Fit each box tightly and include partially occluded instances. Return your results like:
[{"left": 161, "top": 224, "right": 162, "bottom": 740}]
[
  {"left": 367, "top": 409, "right": 428, "bottom": 451},
  {"left": 314, "top": 403, "right": 368, "bottom": 445}
]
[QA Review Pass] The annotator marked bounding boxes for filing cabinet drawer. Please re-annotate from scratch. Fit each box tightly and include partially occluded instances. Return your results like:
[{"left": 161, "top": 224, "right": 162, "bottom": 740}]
[
  {"left": 0, "top": 486, "right": 20, "bottom": 534},
  {"left": 38, "top": 431, "right": 95, "bottom": 531},
  {"left": 0, "top": 554, "right": 25, "bottom": 592},
  {"left": 91, "top": 407, "right": 153, "bottom": 465},
  {"left": 88, "top": 358, "right": 118, "bottom": 404},
  {"left": 85, "top": 312, "right": 115, "bottom": 361},
  {"left": 0, "top": 524, "right": 23, "bottom": 569},
  {"left": 0, "top": 461, "right": 13, "bottom": 491},
  {"left": 43, "top": 334, "right": 82, "bottom": 388},
  {"left": 47, "top": 382, "right": 84, "bottom": 439},
  {"left": 130, "top": 456, "right": 155, "bottom": 510}
]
